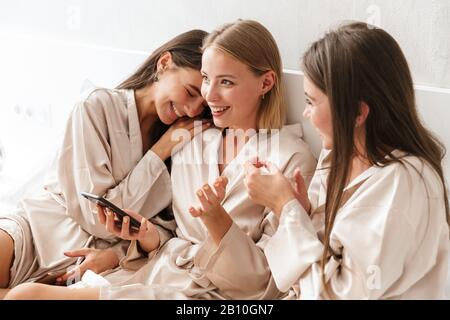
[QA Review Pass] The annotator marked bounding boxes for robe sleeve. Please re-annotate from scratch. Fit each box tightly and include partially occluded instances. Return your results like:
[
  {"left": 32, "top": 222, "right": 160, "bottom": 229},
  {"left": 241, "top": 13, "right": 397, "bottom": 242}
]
[
  {"left": 264, "top": 166, "right": 426, "bottom": 299},
  {"left": 58, "top": 93, "right": 171, "bottom": 238},
  {"left": 194, "top": 151, "right": 317, "bottom": 300},
  {"left": 119, "top": 214, "right": 177, "bottom": 270}
]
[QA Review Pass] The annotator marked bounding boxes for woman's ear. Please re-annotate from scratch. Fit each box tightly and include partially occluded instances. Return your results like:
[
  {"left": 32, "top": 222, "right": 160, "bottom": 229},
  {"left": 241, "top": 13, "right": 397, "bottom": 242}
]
[
  {"left": 260, "top": 70, "right": 276, "bottom": 96},
  {"left": 157, "top": 51, "right": 174, "bottom": 72},
  {"left": 356, "top": 102, "right": 370, "bottom": 127}
]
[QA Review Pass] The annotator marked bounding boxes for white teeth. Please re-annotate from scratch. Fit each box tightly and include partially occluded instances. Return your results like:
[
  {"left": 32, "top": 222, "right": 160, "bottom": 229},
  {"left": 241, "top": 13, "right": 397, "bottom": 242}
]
[
  {"left": 211, "top": 106, "right": 230, "bottom": 113},
  {"left": 171, "top": 102, "right": 183, "bottom": 117}
]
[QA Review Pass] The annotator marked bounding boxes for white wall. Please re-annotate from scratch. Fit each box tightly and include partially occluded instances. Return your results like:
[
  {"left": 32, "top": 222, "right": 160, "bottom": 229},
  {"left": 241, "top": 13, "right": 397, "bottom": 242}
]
[
  {"left": 1, "top": 0, "right": 449, "bottom": 88},
  {"left": 0, "top": 0, "right": 449, "bottom": 209}
]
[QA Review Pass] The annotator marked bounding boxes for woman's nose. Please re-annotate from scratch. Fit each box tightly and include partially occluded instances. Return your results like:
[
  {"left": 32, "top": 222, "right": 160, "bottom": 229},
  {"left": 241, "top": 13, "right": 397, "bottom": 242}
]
[
  {"left": 303, "top": 107, "right": 310, "bottom": 119},
  {"left": 203, "top": 83, "right": 219, "bottom": 103}
]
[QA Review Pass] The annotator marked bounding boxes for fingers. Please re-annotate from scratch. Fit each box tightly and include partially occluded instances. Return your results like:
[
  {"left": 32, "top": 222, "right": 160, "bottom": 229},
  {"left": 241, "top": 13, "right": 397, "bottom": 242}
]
[
  {"left": 201, "top": 184, "right": 218, "bottom": 204},
  {"left": 64, "top": 248, "right": 90, "bottom": 258},
  {"left": 196, "top": 188, "right": 212, "bottom": 211},
  {"left": 56, "top": 264, "right": 84, "bottom": 285},
  {"left": 293, "top": 168, "right": 307, "bottom": 194},
  {"left": 213, "top": 177, "right": 228, "bottom": 202},
  {"left": 263, "top": 161, "right": 280, "bottom": 174},
  {"left": 244, "top": 161, "right": 259, "bottom": 176},
  {"left": 97, "top": 204, "right": 107, "bottom": 225},
  {"left": 120, "top": 216, "right": 132, "bottom": 239},
  {"left": 189, "top": 206, "right": 204, "bottom": 218},
  {"left": 56, "top": 268, "right": 77, "bottom": 285},
  {"left": 122, "top": 209, "right": 145, "bottom": 222},
  {"left": 137, "top": 218, "right": 149, "bottom": 239},
  {"left": 188, "top": 121, "right": 211, "bottom": 138},
  {"left": 105, "top": 209, "right": 121, "bottom": 236}
]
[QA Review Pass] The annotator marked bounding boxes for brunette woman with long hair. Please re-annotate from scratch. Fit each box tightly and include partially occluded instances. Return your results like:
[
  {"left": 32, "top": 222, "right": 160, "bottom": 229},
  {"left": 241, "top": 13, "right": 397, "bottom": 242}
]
[{"left": 244, "top": 22, "right": 449, "bottom": 299}]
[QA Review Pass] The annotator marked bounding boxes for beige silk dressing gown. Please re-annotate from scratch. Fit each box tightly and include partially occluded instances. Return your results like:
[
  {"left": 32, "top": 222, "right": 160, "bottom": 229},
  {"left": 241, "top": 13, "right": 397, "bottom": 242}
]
[
  {"left": 265, "top": 150, "right": 450, "bottom": 299},
  {"left": 0, "top": 88, "right": 172, "bottom": 287},
  {"left": 95, "top": 124, "right": 318, "bottom": 300}
]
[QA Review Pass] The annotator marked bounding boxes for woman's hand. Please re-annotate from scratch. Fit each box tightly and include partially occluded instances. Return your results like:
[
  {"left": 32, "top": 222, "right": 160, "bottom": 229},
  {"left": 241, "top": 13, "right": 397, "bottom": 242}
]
[
  {"left": 151, "top": 118, "right": 211, "bottom": 161},
  {"left": 189, "top": 177, "right": 232, "bottom": 245},
  {"left": 189, "top": 176, "right": 228, "bottom": 219},
  {"left": 97, "top": 205, "right": 160, "bottom": 253},
  {"left": 56, "top": 247, "right": 119, "bottom": 285},
  {"left": 244, "top": 161, "right": 311, "bottom": 218}
]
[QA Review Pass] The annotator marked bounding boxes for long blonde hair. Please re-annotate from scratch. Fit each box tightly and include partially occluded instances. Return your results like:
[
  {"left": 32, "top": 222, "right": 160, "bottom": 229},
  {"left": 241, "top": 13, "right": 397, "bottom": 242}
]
[{"left": 202, "top": 20, "right": 286, "bottom": 130}]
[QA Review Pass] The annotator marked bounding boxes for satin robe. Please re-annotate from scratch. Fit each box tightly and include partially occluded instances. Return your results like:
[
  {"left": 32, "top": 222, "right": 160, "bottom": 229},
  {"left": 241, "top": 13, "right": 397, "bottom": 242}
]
[
  {"left": 96, "top": 124, "right": 317, "bottom": 299},
  {"left": 0, "top": 88, "right": 172, "bottom": 287},
  {"left": 265, "top": 150, "right": 449, "bottom": 299}
]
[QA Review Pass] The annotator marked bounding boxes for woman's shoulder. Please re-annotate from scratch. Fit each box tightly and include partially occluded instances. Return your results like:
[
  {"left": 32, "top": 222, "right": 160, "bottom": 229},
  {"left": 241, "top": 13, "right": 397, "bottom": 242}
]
[
  {"left": 383, "top": 152, "right": 441, "bottom": 185},
  {"left": 274, "top": 124, "right": 316, "bottom": 163},
  {"left": 74, "top": 87, "right": 131, "bottom": 115}
]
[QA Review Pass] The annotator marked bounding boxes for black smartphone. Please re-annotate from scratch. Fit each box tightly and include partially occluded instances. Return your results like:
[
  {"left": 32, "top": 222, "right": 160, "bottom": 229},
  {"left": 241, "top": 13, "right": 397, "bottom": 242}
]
[{"left": 81, "top": 192, "right": 141, "bottom": 230}]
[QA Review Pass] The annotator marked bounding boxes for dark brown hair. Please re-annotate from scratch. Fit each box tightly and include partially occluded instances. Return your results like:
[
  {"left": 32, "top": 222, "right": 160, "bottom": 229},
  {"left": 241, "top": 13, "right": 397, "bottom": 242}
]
[
  {"left": 117, "top": 29, "right": 208, "bottom": 167},
  {"left": 117, "top": 29, "right": 208, "bottom": 90},
  {"left": 117, "top": 30, "right": 208, "bottom": 220},
  {"left": 302, "top": 21, "right": 449, "bottom": 297}
]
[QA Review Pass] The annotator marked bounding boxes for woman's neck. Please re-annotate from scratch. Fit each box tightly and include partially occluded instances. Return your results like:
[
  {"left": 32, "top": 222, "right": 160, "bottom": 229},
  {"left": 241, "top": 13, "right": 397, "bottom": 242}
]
[
  {"left": 346, "top": 128, "right": 371, "bottom": 185},
  {"left": 135, "top": 85, "right": 159, "bottom": 134}
]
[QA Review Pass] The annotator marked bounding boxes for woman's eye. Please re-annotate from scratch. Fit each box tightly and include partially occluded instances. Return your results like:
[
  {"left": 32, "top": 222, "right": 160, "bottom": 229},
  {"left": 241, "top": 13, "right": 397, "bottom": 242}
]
[
  {"left": 202, "top": 76, "right": 210, "bottom": 84},
  {"left": 186, "top": 89, "right": 194, "bottom": 97},
  {"left": 221, "top": 79, "right": 233, "bottom": 85},
  {"left": 305, "top": 99, "right": 312, "bottom": 106}
]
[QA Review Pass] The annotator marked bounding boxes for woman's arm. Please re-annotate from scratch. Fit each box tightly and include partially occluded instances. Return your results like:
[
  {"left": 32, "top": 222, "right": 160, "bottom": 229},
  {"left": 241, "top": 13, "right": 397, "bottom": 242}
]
[
  {"left": 189, "top": 177, "right": 231, "bottom": 246},
  {"left": 190, "top": 152, "right": 316, "bottom": 299}
]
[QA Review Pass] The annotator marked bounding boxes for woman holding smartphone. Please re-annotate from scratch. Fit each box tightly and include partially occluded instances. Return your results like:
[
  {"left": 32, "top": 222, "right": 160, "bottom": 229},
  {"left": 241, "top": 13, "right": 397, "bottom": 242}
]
[
  {"left": 5, "top": 19, "right": 317, "bottom": 300},
  {"left": 0, "top": 29, "right": 210, "bottom": 298}
]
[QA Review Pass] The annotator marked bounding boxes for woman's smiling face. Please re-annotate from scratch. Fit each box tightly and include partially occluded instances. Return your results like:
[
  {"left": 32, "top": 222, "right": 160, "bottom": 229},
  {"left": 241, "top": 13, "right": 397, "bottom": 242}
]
[
  {"left": 200, "top": 47, "right": 264, "bottom": 131},
  {"left": 303, "top": 76, "right": 333, "bottom": 150}
]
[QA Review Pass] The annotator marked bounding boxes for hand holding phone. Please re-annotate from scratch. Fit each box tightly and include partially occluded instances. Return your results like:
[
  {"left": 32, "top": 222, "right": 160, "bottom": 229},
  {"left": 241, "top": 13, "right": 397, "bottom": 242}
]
[
  {"left": 81, "top": 192, "right": 141, "bottom": 230},
  {"left": 36, "top": 270, "right": 67, "bottom": 285},
  {"left": 97, "top": 202, "right": 161, "bottom": 253}
]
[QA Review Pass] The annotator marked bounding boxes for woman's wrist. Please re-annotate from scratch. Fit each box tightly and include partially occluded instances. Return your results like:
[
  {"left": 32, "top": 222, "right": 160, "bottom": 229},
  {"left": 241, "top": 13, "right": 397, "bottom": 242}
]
[
  {"left": 138, "top": 234, "right": 160, "bottom": 254},
  {"left": 273, "top": 194, "right": 296, "bottom": 218},
  {"left": 150, "top": 144, "right": 169, "bottom": 161},
  {"left": 199, "top": 206, "right": 233, "bottom": 246}
]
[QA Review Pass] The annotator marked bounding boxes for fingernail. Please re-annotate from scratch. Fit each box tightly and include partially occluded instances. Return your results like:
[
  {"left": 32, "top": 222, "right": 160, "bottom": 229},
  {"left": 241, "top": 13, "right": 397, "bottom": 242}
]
[
  {"left": 197, "top": 191, "right": 203, "bottom": 196},
  {"left": 124, "top": 217, "right": 129, "bottom": 223},
  {"left": 203, "top": 185, "right": 209, "bottom": 190},
  {"left": 56, "top": 278, "right": 61, "bottom": 282}
]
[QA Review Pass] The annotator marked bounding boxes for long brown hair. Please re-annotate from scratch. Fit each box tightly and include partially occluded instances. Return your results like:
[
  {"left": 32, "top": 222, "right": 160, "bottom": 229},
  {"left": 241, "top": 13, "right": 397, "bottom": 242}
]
[
  {"left": 202, "top": 19, "right": 286, "bottom": 130},
  {"left": 116, "top": 29, "right": 208, "bottom": 221},
  {"left": 116, "top": 29, "right": 208, "bottom": 168},
  {"left": 302, "top": 22, "right": 449, "bottom": 297},
  {"left": 117, "top": 29, "right": 208, "bottom": 90}
]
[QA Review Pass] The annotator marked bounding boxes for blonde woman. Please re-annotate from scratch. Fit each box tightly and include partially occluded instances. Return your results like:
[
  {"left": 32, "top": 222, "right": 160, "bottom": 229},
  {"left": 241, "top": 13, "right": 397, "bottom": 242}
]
[
  {"left": 244, "top": 22, "right": 449, "bottom": 299},
  {"left": 5, "top": 20, "right": 317, "bottom": 300}
]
